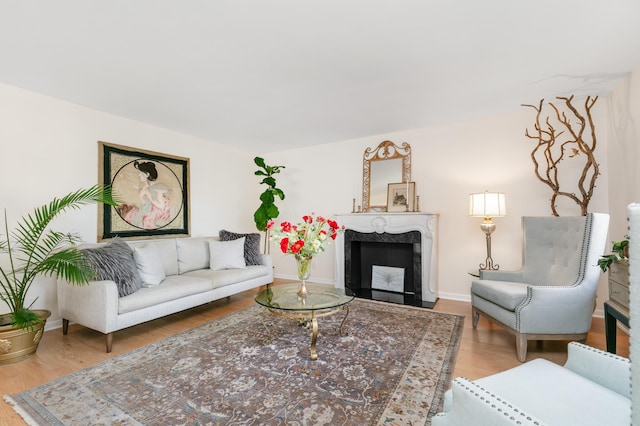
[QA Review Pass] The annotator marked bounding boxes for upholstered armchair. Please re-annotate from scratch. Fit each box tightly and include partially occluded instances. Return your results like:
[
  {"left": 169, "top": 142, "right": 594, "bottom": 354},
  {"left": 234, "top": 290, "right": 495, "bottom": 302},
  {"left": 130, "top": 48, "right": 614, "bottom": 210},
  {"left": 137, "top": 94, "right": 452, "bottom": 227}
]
[
  {"left": 432, "top": 342, "right": 630, "bottom": 425},
  {"left": 471, "top": 213, "right": 610, "bottom": 362}
]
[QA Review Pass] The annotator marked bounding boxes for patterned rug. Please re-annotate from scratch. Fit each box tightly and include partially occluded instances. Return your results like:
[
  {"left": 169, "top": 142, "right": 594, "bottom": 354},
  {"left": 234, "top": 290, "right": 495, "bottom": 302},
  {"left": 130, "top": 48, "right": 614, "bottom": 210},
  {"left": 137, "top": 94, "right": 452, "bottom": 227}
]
[{"left": 6, "top": 298, "right": 463, "bottom": 425}]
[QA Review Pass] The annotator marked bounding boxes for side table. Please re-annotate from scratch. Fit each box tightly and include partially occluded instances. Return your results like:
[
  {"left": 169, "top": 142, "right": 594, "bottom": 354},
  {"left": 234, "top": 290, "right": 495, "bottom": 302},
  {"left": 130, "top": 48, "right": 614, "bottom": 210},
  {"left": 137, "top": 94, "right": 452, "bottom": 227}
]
[{"left": 604, "top": 300, "right": 629, "bottom": 354}]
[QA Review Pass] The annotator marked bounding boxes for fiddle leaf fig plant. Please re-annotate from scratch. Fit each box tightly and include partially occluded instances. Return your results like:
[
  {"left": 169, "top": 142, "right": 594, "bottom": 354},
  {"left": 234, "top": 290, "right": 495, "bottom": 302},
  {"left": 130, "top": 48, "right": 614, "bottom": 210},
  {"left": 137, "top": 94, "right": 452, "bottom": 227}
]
[
  {"left": 0, "top": 185, "right": 117, "bottom": 330},
  {"left": 253, "top": 157, "right": 285, "bottom": 232},
  {"left": 598, "top": 235, "right": 629, "bottom": 272}
]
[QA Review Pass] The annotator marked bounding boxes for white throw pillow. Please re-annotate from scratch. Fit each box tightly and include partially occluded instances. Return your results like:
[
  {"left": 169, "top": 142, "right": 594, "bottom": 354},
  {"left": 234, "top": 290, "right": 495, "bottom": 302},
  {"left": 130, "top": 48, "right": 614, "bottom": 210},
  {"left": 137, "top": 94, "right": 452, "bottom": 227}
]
[
  {"left": 133, "top": 243, "right": 167, "bottom": 286},
  {"left": 209, "top": 237, "right": 247, "bottom": 271}
]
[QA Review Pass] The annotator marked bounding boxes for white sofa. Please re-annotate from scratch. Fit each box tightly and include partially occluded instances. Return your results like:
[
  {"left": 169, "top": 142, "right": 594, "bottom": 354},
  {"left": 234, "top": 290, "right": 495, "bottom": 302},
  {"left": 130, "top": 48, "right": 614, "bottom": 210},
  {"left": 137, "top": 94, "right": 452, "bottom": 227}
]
[
  {"left": 57, "top": 236, "right": 273, "bottom": 352},
  {"left": 432, "top": 342, "right": 630, "bottom": 426}
]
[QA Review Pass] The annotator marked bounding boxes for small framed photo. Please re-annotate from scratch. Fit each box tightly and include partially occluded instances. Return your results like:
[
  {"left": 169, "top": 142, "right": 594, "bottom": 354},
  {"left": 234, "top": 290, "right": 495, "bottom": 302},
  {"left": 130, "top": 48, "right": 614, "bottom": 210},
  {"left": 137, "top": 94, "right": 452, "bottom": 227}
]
[{"left": 387, "top": 182, "right": 415, "bottom": 212}]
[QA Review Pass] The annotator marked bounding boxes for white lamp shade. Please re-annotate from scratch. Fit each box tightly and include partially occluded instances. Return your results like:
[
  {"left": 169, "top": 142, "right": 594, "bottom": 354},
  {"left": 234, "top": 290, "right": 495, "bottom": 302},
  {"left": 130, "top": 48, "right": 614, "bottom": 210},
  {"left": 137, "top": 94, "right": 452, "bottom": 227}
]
[{"left": 469, "top": 192, "right": 507, "bottom": 217}]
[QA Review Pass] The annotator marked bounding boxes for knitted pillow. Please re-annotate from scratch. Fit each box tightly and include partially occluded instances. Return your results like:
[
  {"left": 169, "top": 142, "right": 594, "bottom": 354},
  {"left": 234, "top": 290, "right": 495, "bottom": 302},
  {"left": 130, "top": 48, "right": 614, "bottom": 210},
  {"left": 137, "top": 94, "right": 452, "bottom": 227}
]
[
  {"left": 219, "top": 230, "right": 263, "bottom": 265},
  {"left": 81, "top": 237, "right": 143, "bottom": 297}
]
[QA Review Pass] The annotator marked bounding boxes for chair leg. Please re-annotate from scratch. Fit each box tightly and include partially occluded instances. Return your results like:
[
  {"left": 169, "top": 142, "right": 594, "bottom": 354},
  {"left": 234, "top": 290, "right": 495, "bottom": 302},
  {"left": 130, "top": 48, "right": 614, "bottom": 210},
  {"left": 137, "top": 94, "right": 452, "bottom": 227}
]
[
  {"left": 106, "top": 333, "right": 113, "bottom": 353},
  {"left": 472, "top": 307, "right": 480, "bottom": 328},
  {"left": 62, "top": 319, "right": 69, "bottom": 335},
  {"left": 516, "top": 333, "right": 527, "bottom": 362}
]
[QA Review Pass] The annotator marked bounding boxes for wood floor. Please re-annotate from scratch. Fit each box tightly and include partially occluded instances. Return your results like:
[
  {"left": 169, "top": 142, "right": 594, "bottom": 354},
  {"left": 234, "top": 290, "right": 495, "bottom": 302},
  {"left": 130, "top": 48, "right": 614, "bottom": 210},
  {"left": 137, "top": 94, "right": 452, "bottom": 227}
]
[{"left": 0, "top": 280, "right": 629, "bottom": 425}]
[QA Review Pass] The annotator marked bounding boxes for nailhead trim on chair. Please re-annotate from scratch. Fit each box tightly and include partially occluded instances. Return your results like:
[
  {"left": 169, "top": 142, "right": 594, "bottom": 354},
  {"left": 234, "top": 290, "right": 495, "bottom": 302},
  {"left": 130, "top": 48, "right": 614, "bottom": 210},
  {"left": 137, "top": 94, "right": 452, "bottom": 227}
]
[{"left": 454, "top": 378, "right": 542, "bottom": 425}]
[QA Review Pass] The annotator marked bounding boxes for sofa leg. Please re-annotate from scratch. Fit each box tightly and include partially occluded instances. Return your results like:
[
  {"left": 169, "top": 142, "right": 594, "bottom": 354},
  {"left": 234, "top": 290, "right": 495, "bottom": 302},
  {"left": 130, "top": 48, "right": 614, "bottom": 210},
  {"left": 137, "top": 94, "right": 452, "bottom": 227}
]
[
  {"left": 516, "top": 333, "right": 527, "bottom": 362},
  {"left": 472, "top": 307, "right": 479, "bottom": 328},
  {"left": 106, "top": 333, "right": 113, "bottom": 353},
  {"left": 62, "top": 319, "right": 69, "bottom": 335}
]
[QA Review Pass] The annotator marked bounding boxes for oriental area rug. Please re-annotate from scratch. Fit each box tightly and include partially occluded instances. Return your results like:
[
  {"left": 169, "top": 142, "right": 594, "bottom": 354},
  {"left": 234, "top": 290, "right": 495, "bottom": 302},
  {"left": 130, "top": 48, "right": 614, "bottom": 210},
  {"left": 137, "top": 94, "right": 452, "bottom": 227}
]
[{"left": 6, "top": 298, "right": 463, "bottom": 426}]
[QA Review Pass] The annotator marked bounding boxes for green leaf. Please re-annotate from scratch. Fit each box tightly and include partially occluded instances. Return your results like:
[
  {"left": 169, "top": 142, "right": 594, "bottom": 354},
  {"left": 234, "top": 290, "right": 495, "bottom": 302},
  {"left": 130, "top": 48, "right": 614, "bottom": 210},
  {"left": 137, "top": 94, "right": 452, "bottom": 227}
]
[
  {"left": 262, "top": 177, "right": 276, "bottom": 187},
  {"left": 273, "top": 188, "right": 285, "bottom": 200},
  {"left": 259, "top": 191, "right": 275, "bottom": 203},
  {"left": 254, "top": 157, "right": 266, "bottom": 168},
  {"left": 266, "top": 204, "right": 279, "bottom": 218},
  {"left": 11, "top": 308, "right": 42, "bottom": 331}
]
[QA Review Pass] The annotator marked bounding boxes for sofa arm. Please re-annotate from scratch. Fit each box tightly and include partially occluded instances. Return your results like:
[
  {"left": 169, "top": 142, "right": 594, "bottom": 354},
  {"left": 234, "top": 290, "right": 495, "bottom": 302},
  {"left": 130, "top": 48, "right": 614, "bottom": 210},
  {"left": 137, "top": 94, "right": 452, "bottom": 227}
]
[
  {"left": 564, "top": 342, "right": 631, "bottom": 399},
  {"left": 57, "top": 279, "right": 120, "bottom": 334},
  {"left": 432, "top": 378, "right": 544, "bottom": 426},
  {"left": 260, "top": 254, "right": 273, "bottom": 270}
]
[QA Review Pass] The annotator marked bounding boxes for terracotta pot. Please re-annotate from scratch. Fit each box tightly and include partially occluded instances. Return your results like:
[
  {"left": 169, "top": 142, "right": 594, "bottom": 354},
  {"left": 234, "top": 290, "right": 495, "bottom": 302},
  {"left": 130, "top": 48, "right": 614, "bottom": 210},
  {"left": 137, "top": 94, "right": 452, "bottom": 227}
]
[{"left": 0, "top": 310, "right": 51, "bottom": 365}]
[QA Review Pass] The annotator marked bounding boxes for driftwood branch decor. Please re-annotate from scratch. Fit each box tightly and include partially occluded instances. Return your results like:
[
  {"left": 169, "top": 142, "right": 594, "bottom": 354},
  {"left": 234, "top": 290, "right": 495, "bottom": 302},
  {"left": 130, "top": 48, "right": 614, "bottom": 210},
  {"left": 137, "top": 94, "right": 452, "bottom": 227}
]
[{"left": 523, "top": 95, "right": 599, "bottom": 216}]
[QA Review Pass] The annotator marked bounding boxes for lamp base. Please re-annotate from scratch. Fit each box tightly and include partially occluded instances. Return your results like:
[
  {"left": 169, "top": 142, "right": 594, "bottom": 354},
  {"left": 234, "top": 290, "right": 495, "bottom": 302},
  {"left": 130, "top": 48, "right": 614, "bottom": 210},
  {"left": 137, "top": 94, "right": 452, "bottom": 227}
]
[{"left": 479, "top": 218, "right": 499, "bottom": 270}]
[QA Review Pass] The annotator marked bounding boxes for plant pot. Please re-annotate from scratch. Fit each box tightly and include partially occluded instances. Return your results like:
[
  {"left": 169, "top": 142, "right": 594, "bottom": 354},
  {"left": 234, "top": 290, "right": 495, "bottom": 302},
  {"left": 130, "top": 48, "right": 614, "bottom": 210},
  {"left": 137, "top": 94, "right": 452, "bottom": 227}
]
[{"left": 0, "top": 309, "right": 51, "bottom": 365}]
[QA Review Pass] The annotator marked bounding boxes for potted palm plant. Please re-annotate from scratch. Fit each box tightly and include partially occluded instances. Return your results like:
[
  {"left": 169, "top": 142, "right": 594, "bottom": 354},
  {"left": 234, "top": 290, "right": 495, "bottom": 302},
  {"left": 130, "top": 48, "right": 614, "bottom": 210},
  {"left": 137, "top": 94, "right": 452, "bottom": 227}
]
[{"left": 0, "top": 185, "right": 117, "bottom": 364}]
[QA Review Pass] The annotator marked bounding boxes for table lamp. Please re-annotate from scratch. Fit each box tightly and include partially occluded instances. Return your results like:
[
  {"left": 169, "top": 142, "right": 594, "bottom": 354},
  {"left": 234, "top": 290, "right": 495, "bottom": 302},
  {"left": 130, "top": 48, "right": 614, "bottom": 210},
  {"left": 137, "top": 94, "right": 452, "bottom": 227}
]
[{"left": 469, "top": 191, "right": 506, "bottom": 270}]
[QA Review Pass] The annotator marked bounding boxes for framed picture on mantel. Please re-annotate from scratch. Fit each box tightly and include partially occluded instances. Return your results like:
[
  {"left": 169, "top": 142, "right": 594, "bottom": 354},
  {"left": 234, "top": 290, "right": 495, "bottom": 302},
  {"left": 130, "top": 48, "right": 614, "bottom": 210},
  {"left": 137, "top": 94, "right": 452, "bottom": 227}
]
[
  {"left": 387, "top": 182, "right": 415, "bottom": 212},
  {"left": 98, "top": 141, "right": 190, "bottom": 241}
]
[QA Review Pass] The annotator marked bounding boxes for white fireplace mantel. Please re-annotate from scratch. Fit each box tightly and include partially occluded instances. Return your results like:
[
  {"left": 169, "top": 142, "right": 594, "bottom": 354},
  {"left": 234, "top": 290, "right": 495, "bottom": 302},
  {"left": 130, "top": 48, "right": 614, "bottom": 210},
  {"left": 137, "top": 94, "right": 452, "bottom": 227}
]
[{"left": 334, "top": 212, "right": 439, "bottom": 304}]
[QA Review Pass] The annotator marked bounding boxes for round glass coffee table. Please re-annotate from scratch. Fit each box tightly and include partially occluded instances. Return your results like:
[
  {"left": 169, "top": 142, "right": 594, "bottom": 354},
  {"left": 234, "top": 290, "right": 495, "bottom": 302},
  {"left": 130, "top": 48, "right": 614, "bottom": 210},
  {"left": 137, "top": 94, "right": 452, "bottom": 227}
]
[{"left": 255, "top": 283, "right": 355, "bottom": 360}]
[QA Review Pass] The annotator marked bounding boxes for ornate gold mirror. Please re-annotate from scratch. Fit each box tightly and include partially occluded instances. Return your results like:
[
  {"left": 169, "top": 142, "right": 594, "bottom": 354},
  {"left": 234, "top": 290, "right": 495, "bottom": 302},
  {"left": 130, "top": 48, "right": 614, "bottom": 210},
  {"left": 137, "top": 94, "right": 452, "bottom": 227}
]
[{"left": 362, "top": 141, "right": 411, "bottom": 211}]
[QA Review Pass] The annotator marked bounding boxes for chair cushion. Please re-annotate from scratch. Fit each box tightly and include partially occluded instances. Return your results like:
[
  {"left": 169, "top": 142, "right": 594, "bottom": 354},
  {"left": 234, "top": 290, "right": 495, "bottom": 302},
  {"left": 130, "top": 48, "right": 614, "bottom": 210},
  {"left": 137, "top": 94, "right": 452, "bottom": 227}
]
[
  {"left": 475, "top": 358, "right": 630, "bottom": 426},
  {"left": 471, "top": 280, "right": 528, "bottom": 311}
]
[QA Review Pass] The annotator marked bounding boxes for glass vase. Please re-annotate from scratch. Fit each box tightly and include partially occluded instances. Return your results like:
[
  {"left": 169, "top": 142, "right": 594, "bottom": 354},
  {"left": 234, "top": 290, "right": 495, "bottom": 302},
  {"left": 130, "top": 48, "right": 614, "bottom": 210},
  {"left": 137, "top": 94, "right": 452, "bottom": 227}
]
[{"left": 295, "top": 255, "right": 313, "bottom": 296}]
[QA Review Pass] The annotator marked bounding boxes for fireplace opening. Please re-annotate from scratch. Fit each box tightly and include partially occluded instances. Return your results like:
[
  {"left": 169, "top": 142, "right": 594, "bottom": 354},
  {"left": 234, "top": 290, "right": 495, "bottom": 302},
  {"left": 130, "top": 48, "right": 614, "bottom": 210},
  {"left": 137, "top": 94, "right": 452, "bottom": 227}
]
[{"left": 345, "top": 229, "right": 432, "bottom": 308}]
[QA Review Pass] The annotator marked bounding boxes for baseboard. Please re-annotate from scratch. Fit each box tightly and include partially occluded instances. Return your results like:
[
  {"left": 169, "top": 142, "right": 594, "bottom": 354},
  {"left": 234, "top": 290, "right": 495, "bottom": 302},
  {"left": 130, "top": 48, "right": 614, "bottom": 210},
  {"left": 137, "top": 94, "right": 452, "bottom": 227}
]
[
  {"left": 437, "top": 292, "right": 471, "bottom": 303},
  {"left": 45, "top": 318, "right": 62, "bottom": 332}
]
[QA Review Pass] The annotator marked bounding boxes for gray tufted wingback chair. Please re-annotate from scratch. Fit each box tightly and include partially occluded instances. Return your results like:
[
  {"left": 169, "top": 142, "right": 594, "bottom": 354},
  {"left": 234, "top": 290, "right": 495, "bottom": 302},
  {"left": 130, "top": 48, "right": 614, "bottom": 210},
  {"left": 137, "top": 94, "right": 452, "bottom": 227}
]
[{"left": 470, "top": 213, "right": 610, "bottom": 362}]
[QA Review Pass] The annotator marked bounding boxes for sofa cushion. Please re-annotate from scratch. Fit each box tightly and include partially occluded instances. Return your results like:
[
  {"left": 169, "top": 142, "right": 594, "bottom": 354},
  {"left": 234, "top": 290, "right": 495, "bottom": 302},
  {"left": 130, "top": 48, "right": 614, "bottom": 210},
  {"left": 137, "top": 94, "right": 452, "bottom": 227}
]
[
  {"left": 132, "top": 243, "right": 166, "bottom": 286},
  {"left": 209, "top": 238, "right": 246, "bottom": 270},
  {"left": 128, "top": 239, "right": 179, "bottom": 276},
  {"left": 475, "top": 358, "right": 630, "bottom": 426},
  {"left": 118, "top": 275, "right": 214, "bottom": 314},
  {"left": 185, "top": 264, "right": 270, "bottom": 288},
  {"left": 81, "top": 237, "right": 143, "bottom": 297},
  {"left": 471, "top": 280, "right": 528, "bottom": 311},
  {"left": 219, "top": 229, "right": 263, "bottom": 265},
  {"left": 176, "top": 237, "right": 215, "bottom": 274}
]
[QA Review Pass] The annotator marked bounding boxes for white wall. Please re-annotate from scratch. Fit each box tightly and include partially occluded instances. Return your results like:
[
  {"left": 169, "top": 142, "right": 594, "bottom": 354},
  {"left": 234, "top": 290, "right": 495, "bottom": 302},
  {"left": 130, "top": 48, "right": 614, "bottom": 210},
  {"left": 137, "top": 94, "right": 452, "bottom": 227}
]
[
  {"left": 266, "top": 105, "right": 611, "bottom": 310},
  {"left": 0, "top": 83, "right": 259, "bottom": 328},
  {"left": 607, "top": 63, "right": 640, "bottom": 240},
  {"left": 0, "top": 79, "right": 622, "bottom": 329}
]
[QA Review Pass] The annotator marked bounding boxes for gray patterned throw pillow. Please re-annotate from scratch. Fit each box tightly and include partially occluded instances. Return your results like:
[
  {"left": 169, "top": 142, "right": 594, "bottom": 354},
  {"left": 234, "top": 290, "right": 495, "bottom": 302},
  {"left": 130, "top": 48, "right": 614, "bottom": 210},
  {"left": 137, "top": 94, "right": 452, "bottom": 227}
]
[
  {"left": 219, "top": 230, "right": 263, "bottom": 265},
  {"left": 81, "top": 237, "right": 143, "bottom": 297}
]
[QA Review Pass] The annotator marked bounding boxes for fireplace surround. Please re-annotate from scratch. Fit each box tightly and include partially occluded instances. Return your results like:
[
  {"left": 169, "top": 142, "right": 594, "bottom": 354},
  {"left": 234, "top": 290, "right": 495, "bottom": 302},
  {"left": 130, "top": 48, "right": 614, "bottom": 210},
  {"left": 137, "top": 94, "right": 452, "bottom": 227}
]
[{"left": 334, "top": 213, "right": 438, "bottom": 307}]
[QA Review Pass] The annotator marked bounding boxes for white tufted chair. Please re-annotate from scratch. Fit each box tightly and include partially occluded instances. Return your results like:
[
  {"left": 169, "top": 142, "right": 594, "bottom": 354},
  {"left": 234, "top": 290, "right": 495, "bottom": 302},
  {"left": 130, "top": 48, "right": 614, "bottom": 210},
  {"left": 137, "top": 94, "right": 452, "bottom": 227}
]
[{"left": 470, "top": 213, "right": 610, "bottom": 362}]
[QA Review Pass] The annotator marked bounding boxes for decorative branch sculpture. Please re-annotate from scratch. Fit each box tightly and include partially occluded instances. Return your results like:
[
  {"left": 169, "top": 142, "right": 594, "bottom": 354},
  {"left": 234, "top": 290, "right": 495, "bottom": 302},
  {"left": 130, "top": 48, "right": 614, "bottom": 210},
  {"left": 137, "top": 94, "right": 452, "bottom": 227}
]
[{"left": 523, "top": 95, "right": 599, "bottom": 216}]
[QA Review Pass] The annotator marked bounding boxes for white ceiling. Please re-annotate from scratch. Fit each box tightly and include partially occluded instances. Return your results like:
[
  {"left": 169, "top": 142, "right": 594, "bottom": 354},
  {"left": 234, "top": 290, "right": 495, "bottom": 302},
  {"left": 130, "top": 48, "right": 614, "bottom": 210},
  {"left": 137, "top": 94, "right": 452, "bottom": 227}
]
[{"left": 1, "top": 1, "right": 639, "bottom": 152}]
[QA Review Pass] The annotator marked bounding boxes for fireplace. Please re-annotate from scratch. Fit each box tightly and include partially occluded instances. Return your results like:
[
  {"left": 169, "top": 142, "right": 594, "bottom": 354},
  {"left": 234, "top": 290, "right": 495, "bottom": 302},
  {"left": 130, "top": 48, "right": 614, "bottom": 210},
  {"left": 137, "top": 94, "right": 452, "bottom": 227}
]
[
  {"left": 335, "top": 213, "right": 438, "bottom": 308},
  {"left": 344, "top": 229, "right": 423, "bottom": 306}
]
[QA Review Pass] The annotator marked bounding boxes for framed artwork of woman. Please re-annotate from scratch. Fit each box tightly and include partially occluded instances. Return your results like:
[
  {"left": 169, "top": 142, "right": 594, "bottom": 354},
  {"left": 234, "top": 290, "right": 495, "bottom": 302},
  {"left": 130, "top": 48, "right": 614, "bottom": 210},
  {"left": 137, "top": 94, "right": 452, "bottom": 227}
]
[{"left": 98, "top": 141, "right": 190, "bottom": 240}]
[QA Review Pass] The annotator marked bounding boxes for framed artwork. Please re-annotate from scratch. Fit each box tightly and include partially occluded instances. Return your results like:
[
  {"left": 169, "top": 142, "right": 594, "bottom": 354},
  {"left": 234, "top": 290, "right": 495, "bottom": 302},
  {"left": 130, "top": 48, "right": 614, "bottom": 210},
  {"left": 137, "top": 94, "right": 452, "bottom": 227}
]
[
  {"left": 98, "top": 141, "right": 190, "bottom": 241},
  {"left": 387, "top": 182, "right": 415, "bottom": 212}
]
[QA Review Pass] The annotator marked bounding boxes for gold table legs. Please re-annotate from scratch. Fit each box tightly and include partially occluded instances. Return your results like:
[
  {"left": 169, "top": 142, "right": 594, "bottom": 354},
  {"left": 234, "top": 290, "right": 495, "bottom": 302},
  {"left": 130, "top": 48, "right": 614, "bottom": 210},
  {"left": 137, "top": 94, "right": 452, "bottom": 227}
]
[{"left": 269, "top": 304, "right": 351, "bottom": 361}]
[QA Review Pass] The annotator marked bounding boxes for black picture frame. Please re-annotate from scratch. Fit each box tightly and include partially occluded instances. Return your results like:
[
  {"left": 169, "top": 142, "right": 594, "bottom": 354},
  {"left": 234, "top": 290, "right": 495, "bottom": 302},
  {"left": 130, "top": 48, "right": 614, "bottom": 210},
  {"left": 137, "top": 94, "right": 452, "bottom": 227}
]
[{"left": 98, "top": 141, "right": 190, "bottom": 240}]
